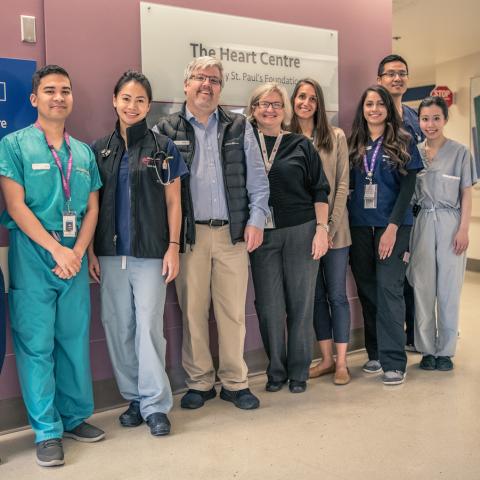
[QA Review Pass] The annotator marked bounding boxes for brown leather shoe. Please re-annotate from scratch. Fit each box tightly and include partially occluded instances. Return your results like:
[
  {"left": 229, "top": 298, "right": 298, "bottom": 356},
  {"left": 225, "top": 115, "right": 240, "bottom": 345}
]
[
  {"left": 333, "top": 367, "right": 351, "bottom": 385},
  {"left": 309, "top": 363, "right": 336, "bottom": 379}
]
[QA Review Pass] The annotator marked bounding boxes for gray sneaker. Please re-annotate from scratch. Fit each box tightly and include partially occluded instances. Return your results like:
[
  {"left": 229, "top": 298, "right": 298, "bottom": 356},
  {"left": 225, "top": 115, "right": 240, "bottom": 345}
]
[
  {"left": 64, "top": 422, "right": 105, "bottom": 443},
  {"left": 362, "top": 360, "right": 382, "bottom": 373},
  {"left": 36, "top": 438, "right": 65, "bottom": 467},
  {"left": 382, "top": 370, "right": 406, "bottom": 385}
]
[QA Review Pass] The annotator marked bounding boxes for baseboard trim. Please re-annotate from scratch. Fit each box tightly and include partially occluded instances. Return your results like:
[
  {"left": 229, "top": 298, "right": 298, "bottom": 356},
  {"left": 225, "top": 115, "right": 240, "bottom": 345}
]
[
  {"left": 467, "top": 258, "right": 480, "bottom": 272},
  {"left": 0, "top": 329, "right": 365, "bottom": 434}
]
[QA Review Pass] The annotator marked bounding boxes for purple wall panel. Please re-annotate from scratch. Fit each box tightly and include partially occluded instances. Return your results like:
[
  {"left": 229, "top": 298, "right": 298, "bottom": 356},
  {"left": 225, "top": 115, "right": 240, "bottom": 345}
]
[{"left": 0, "top": 0, "right": 392, "bottom": 402}]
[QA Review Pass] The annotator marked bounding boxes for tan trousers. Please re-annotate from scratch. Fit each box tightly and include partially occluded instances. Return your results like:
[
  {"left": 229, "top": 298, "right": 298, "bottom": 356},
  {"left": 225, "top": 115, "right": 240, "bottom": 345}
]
[{"left": 175, "top": 225, "right": 249, "bottom": 391}]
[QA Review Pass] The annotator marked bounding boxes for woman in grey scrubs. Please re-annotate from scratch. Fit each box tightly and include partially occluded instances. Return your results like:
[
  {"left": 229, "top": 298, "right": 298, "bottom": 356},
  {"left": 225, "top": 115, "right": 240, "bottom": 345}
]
[{"left": 408, "top": 96, "right": 477, "bottom": 371}]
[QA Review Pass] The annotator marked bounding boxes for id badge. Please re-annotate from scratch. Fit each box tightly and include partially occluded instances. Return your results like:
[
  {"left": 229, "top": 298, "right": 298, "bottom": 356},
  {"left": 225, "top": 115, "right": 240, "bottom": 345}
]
[
  {"left": 63, "top": 210, "right": 77, "bottom": 237},
  {"left": 265, "top": 206, "right": 276, "bottom": 230},
  {"left": 364, "top": 183, "right": 377, "bottom": 209}
]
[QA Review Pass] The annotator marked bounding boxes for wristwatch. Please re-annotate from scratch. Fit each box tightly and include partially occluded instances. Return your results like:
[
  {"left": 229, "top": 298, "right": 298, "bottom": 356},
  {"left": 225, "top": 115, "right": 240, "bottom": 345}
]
[{"left": 316, "top": 222, "right": 329, "bottom": 233}]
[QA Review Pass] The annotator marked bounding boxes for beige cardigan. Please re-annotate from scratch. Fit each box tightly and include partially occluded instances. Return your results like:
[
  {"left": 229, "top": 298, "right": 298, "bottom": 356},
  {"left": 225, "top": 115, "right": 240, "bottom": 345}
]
[{"left": 317, "top": 127, "right": 351, "bottom": 249}]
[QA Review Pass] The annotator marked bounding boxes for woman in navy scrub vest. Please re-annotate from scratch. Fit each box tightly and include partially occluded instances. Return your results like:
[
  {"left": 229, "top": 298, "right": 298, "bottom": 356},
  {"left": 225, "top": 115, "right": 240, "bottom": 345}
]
[
  {"left": 88, "top": 71, "right": 188, "bottom": 436},
  {"left": 347, "top": 85, "right": 422, "bottom": 386}
]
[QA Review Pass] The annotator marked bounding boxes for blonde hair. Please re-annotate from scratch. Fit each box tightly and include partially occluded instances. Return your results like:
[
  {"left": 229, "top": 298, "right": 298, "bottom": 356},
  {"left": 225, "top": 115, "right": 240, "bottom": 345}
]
[
  {"left": 183, "top": 56, "right": 224, "bottom": 87},
  {"left": 246, "top": 82, "right": 292, "bottom": 129}
]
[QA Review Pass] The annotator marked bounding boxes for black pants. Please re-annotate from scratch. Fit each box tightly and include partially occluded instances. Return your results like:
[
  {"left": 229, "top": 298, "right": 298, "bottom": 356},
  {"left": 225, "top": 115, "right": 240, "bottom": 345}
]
[
  {"left": 404, "top": 279, "right": 415, "bottom": 345},
  {"left": 250, "top": 220, "right": 319, "bottom": 382},
  {"left": 349, "top": 226, "right": 410, "bottom": 372}
]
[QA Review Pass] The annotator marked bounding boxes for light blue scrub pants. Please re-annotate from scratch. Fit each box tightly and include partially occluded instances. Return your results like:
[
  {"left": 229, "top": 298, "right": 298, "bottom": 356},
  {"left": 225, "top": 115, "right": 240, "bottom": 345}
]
[
  {"left": 8, "top": 229, "right": 94, "bottom": 443},
  {"left": 99, "top": 256, "right": 173, "bottom": 419}
]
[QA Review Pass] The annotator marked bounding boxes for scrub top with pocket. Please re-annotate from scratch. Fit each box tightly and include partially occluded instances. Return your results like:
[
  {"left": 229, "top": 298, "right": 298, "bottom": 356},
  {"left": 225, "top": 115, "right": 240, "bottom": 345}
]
[{"left": 0, "top": 124, "right": 101, "bottom": 230}]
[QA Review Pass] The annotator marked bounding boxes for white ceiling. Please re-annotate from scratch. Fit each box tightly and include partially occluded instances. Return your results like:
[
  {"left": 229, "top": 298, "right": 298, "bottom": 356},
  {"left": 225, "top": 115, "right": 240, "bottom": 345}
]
[{"left": 393, "top": 0, "right": 480, "bottom": 79}]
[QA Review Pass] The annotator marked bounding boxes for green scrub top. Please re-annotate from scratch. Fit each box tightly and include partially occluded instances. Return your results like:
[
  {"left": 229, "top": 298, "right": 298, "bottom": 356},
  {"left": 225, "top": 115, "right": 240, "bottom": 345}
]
[{"left": 0, "top": 124, "right": 102, "bottom": 231}]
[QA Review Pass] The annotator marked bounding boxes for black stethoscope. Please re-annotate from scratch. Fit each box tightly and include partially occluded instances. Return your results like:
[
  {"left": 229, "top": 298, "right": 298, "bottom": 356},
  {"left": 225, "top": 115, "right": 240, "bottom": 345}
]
[{"left": 100, "top": 129, "right": 172, "bottom": 185}]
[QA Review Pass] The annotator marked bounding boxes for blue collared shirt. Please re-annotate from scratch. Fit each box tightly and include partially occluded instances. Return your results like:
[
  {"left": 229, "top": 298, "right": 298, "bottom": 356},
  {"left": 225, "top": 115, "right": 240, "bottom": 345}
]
[{"left": 185, "top": 107, "right": 269, "bottom": 229}]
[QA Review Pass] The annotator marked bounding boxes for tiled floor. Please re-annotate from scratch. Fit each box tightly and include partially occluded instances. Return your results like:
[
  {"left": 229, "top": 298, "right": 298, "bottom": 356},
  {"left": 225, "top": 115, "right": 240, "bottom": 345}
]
[{"left": 1, "top": 272, "right": 479, "bottom": 480}]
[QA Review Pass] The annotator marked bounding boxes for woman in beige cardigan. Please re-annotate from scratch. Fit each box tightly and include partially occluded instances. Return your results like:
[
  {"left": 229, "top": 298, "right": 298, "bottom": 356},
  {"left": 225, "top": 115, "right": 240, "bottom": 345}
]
[{"left": 290, "top": 78, "right": 352, "bottom": 385}]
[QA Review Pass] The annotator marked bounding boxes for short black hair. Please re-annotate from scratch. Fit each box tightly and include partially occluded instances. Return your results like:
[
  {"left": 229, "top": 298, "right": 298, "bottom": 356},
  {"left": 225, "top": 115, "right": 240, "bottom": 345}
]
[
  {"left": 377, "top": 54, "right": 409, "bottom": 76},
  {"left": 418, "top": 96, "right": 449, "bottom": 120},
  {"left": 113, "top": 70, "right": 152, "bottom": 103},
  {"left": 32, "top": 65, "right": 71, "bottom": 94}
]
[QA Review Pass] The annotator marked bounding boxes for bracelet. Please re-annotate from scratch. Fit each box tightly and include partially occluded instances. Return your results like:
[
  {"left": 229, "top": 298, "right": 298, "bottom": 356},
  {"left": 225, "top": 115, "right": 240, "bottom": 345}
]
[
  {"left": 169, "top": 241, "right": 180, "bottom": 245},
  {"left": 316, "top": 222, "right": 329, "bottom": 233}
]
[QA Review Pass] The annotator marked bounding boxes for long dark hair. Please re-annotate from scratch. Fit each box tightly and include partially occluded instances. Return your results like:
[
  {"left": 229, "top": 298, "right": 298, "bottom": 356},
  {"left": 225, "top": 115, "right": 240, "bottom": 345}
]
[
  {"left": 348, "top": 85, "right": 411, "bottom": 174},
  {"left": 289, "top": 78, "right": 333, "bottom": 153}
]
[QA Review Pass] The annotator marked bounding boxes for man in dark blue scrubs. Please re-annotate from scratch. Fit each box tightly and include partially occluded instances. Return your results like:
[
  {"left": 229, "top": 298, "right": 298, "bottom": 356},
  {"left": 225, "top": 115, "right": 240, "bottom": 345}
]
[{"left": 377, "top": 54, "right": 424, "bottom": 350}]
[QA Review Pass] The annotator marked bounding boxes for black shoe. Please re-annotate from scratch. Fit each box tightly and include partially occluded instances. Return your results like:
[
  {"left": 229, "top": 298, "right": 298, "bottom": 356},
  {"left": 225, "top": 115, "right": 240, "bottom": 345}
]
[
  {"left": 119, "top": 401, "right": 143, "bottom": 427},
  {"left": 146, "top": 413, "right": 171, "bottom": 436},
  {"left": 220, "top": 387, "right": 260, "bottom": 410},
  {"left": 265, "top": 378, "right": 286, "bottom": 392},
  {"left": 419, "top": 355, "right": 436, "bottom": 370},
  {"left": 436, "top": 356, "right": 454, "bottom": 371},
  {"left": 289, "top": 380, "right": 307, "bottom": 393},
  {"left": 180, "top": 387, "right": 216, "bottom": 409}
]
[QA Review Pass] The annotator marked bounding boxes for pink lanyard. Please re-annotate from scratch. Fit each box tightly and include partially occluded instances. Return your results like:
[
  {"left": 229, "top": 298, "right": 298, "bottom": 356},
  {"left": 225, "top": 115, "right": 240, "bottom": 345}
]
[
  {"left": 34, "top": 122, "right": 73, "bottom": 202},
  {"left": 363, "top": 137, "right": 383, "bottom": 182}
]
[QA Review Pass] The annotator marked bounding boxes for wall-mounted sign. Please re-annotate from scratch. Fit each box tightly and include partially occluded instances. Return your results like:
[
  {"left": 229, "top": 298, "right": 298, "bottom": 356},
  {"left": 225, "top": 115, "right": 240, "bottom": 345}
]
[
  {"left": 0, "top": 58, "right": 36, "bottom": 140},
  {"left": 430, "top": 85, "right": 454, "bottom": 107},
  {"left": 140, "top": 3, "right": 338, "bottom": 113}
]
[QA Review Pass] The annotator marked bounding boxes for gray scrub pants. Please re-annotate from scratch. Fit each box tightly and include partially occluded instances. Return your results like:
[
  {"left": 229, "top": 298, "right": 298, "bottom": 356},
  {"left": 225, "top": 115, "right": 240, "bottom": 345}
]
[
  {"left": 99, "top": 256, "right": 173, "bottom": 418},
  {"left": 407, "top": 208, "right": 466, "bottom": 357}
]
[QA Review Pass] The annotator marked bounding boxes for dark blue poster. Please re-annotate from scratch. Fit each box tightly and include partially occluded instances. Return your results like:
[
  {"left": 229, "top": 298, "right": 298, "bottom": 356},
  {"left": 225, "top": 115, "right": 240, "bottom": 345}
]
[
  {"left": 0, "top": 58, "right": 35, "bottom": 371},
  {"left": 0, "top": 57, "right": 37, "bottom": 141}
]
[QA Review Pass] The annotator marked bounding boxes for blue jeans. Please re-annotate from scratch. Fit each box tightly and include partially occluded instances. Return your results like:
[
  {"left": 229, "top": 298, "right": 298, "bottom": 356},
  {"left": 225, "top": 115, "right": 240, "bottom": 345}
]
[{"left": 313, "top": 246, "right": 351, "bottom": 343}]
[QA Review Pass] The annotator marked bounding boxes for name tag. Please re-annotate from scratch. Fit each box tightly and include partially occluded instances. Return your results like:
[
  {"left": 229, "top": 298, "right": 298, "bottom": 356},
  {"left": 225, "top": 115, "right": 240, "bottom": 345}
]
[
  {"left": 174, "top": 140, "right": 190, "bottom": 146},
  {"left": 32, "top": 163, "right": 51, "bottom": 170}
]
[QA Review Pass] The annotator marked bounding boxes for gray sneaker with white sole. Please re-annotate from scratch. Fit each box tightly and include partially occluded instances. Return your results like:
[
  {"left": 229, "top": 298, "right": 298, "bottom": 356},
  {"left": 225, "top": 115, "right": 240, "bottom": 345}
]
[
  {"left": 362, "top": 359, "right": 382, "bottom": 373},
  {"left": 64, "top": 422, "right": 105, "bottom": 443},
  {"left": 382, "top": 370, "right": 406, "bottom": 385},
  {"left": 36, "top": 438, "right": 64, "bottom": 467}
]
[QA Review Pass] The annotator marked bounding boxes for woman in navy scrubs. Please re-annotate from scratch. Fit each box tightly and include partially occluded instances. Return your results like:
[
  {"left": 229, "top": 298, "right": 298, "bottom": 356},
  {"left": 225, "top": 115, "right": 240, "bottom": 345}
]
[{"left": 348, "top": 85, "right": 422, "bottom": 386}]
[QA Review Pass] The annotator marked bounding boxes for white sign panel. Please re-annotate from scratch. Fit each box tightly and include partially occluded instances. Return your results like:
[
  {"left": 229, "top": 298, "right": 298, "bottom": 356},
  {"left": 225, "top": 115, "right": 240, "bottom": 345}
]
[{"left": 140, "top": 3, "right": 338, "bottom": 112}]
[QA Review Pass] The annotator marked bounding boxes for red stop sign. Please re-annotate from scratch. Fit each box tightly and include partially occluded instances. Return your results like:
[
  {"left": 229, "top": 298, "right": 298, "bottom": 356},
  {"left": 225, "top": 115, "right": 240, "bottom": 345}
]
[{"left": 430, "top": 85, "right": 454, "bottom": 107}]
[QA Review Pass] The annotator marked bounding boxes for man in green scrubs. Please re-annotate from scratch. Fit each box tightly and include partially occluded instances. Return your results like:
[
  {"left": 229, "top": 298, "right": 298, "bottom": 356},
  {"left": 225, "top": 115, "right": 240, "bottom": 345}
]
[{"left": 0, "top": 65, "right": 104, "bottom": 467}]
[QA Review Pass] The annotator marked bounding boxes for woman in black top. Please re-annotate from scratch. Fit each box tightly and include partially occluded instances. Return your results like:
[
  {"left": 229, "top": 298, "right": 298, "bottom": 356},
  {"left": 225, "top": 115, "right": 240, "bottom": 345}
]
[{"left": 246, "top": 82, "right": 330, "bottom": 393}]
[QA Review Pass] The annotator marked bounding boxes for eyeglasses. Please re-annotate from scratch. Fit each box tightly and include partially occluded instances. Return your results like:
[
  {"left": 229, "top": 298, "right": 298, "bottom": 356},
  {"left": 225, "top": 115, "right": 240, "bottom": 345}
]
[
  {"left": 189, "top": 74, "right": 222, "bottom": 86},
  {"left": 255, "top": 101, "right": 284, "bottom": 110},
  {"left": 380, "top": 70, "right": 408, "bottom": 79}
]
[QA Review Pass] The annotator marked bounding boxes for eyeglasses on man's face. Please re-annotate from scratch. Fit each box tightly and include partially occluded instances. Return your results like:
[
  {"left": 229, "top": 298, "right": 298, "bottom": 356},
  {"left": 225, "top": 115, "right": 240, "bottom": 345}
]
[
  {"left": 189, "top": 74, "right": 222, "bottom": 86},
  {"left": 380, "top": 70, "right": 409, "bottom": 79}
]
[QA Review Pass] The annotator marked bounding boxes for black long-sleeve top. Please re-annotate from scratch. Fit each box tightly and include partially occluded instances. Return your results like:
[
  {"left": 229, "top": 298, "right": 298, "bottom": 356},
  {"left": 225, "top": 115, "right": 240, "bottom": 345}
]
[{"left": 254, "top": 130, "right": 330, "bottom": 229}]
